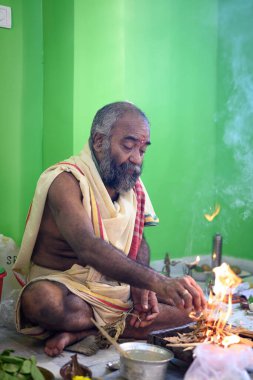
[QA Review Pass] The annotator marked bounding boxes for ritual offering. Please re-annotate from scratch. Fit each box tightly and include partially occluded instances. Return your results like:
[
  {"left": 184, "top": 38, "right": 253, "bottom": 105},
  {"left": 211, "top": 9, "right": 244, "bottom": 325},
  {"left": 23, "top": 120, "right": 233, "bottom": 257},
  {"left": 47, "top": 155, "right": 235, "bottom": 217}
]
[
  {"left": 149, "top": 262, "right": 253, "bottom": 367},
  {"left": 60, "top": 354, "right": 92, "bottom": 380}
]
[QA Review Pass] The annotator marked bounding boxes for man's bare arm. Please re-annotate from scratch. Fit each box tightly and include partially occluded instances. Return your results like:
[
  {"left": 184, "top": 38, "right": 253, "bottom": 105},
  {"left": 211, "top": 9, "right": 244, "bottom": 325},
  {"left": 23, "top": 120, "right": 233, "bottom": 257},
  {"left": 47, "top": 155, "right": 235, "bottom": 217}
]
[
  {"left": 48, "top": 173, "right": 158, "bottom": 288},
  {"left": 130, "top": 236, "right": 160, "bottom": 328},
  {"left": 47, "top": 172, "right": 206, "bottom": 311},
  {"left": 136, "top": 237, "right": 150, "bottom": 266}
]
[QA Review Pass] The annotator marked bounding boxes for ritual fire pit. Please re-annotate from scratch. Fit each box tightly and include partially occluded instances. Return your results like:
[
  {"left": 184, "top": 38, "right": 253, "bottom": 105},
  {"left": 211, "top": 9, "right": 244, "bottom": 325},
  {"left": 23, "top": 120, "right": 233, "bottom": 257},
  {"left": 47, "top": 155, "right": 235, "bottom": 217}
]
[
  {"left": 148, "top": 323, "right": 196, "bottom": 363},
  {"left": 148, "top": 263, "right": 253, "bottom": 365}
]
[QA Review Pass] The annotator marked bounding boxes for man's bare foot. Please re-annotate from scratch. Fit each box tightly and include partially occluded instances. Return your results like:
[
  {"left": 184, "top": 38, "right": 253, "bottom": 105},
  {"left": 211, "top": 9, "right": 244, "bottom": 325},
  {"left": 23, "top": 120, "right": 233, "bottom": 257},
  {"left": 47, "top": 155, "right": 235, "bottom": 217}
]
[{"left": 44, "top": 330, "right": 96, "bottom": 357}]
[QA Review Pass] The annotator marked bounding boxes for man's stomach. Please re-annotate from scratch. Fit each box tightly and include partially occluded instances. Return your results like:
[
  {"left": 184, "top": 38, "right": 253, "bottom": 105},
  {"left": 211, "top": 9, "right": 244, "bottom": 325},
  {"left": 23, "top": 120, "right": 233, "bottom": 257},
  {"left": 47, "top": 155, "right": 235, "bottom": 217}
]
[{"left": 31, "top": 250, "right": 84, "bottom": 272}]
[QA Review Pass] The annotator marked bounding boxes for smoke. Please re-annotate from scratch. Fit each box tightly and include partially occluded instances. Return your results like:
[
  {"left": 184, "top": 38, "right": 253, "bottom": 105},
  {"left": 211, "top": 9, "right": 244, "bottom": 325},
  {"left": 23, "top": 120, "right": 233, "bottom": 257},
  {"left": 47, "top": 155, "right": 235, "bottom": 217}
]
[{"left": 218, "top": 0, "right": 253, "bottom": 220}]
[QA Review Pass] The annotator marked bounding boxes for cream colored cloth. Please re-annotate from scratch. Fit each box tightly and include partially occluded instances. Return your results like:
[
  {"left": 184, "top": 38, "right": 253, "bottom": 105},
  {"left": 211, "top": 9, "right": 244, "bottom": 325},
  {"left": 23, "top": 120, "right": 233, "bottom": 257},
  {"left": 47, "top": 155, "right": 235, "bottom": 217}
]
[
  {"left": 13, "top": 144, "right": 158, "bottom": 337},
  {"left": 15, "top": 263, "right": 131, "bottom": 338}
]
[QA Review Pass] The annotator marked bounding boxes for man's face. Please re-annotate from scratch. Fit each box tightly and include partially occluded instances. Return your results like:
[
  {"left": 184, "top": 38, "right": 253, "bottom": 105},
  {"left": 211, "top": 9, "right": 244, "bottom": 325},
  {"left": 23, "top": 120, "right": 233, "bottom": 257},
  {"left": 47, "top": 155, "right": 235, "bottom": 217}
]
[{"left": 98, "top": 112, "right": 150, "bottom": 193}]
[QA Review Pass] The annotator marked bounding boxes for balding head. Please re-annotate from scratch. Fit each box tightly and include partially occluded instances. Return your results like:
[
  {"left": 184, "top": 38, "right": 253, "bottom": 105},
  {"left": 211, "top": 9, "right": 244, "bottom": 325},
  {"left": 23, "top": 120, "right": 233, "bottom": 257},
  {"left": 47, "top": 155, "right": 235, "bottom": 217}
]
[{"left": 89, "top": 101, "right": 149, "bottom": 145}]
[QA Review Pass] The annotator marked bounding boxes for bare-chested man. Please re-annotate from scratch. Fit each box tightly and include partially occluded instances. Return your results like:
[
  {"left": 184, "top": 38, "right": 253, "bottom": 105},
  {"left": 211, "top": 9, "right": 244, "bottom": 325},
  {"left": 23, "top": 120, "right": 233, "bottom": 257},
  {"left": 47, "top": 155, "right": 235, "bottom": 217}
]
[{"left": 13, "top": 102, "right": 206, "bottom": 357}]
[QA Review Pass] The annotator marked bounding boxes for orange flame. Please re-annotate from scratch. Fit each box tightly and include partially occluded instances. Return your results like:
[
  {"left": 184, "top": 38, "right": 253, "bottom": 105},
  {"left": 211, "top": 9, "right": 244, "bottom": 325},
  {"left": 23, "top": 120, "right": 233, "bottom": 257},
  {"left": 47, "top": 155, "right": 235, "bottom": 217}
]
[
  {"left": 204, "top": 203, "right": 221, "bottom": 222},
  {"left": 194, "top": 263, "right": 242, "bottom": 347}
]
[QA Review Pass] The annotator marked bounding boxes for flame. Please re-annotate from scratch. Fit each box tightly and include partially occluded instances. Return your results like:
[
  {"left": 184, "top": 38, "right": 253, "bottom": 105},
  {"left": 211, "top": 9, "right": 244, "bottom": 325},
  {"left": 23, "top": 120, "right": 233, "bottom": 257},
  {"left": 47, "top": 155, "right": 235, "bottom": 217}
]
[
  {"left": 191, "top": 255, "right": 200, "bottom": 266},
  {"left": 204, "top": 203, "right": 221, "bottom": 222},
  {"left": 222, "top": 334, "right": 240, "bottom": 348},
  {"left": 192, "top": 263, "right": 242, "bottom": 347},
  {"left": 186, "top": 256, "right": 200, "bottom": 268}
]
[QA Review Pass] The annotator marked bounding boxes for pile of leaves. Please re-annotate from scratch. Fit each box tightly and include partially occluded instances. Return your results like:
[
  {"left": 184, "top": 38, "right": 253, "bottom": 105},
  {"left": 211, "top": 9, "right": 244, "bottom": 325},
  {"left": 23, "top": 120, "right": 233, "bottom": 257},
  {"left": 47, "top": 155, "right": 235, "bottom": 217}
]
[{"left": 0, "top": 349, "right": 45, "bottom": 380}]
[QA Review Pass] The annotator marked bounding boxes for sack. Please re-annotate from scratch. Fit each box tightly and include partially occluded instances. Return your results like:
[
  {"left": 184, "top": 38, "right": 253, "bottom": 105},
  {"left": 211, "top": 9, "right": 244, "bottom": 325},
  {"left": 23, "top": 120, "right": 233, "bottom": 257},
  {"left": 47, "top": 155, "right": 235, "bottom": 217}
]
[
  {"left": 0, "top": 289, "right": 20, "bottom": 329},
  {"left": 0, "top": 234, "right": 20, "bottom": 301},
  {"left": 184, "top": 343, "right": 253, "bottom": 380}
]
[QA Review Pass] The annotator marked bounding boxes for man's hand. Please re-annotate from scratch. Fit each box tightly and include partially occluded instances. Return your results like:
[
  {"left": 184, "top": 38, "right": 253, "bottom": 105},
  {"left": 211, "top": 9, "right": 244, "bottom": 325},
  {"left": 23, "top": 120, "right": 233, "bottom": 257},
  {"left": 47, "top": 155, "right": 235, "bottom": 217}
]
[
  {"left": 129, "top": 287, "right": 159, "bottom": 328},
  {"left": 158, "top": 275, "right": 206, "bottom": 313}
]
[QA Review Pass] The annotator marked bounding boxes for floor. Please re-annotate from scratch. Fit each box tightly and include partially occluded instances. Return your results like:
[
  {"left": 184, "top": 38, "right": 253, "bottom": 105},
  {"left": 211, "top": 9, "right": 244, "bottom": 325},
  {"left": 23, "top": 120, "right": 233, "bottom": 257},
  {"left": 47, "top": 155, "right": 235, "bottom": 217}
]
[
  {"left": 0, "top": 326, "right": 191, "bottom": 379},
  {"left": 1, "top": 256, "right": 253, "bottom": 380}
]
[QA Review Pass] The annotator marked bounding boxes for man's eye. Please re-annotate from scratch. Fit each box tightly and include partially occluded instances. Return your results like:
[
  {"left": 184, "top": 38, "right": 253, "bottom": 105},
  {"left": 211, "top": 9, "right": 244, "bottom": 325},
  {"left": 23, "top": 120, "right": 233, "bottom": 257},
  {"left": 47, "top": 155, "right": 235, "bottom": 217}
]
[{"left": 123, "top": 145, "right": 133, "bottom": 151}]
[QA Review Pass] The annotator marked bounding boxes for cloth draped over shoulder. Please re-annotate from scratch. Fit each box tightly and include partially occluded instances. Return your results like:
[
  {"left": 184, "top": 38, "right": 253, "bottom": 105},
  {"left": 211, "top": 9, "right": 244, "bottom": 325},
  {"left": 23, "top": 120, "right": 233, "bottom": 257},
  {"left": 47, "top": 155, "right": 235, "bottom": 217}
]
[{"left": 13, "top": 143, "right": 159, "bottom": 338}]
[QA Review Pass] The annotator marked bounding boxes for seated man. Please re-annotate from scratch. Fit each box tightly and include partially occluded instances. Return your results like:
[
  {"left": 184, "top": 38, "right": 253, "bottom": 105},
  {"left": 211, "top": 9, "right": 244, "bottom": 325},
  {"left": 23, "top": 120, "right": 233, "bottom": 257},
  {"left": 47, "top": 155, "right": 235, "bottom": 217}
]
[{"left": 13, "top": 101, "right": 206, "bottom": 357}]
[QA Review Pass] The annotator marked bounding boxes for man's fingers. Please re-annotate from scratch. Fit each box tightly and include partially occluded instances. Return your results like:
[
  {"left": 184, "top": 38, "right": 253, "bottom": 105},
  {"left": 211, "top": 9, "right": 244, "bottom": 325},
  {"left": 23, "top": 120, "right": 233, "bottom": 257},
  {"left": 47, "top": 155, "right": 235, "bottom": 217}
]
[
  {"left": 129, "top": 314, "right": 139, "bottom": 327},
  {"left": 140, "top": 289, "right": 149, "bottom": 310},
  {"left": 180, "top": 288, "right": 193, "bottom": 310},
  {"left": 178, "top": 276, "right": 205, "bottom": 312},
  {"left": 148, "top": 292, "right": 160, "bottom": 314},
  {"left": 145, "top": 310, "right": 159, "bottom": 321},
  {"left": 133, "top": 312, "right": 146, "bottom": 328},
  {"left": 187, "top": 276, "right": 207, "bottom": 309}
]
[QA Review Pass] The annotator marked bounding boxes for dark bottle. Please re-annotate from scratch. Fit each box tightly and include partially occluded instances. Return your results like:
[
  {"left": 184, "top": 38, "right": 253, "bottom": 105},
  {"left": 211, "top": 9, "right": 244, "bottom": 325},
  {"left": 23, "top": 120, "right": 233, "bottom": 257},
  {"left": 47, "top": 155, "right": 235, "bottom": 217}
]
[{"left": 211, "top": 234, "right": 222, "bottom": 268}]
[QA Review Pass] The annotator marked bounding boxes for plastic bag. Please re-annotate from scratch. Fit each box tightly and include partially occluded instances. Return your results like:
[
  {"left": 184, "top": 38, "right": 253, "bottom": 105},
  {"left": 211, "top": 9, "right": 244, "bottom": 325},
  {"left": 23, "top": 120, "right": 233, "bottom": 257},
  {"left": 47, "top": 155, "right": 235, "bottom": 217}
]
[
  {"left": 184, "top": 343, "right": 253, "bottom": 380},
  {"left": 0, "top": 234, "right": 20, "bottom": 301},
  {"left": 0, "top": 289, "right": 20, "bottom": 330}
]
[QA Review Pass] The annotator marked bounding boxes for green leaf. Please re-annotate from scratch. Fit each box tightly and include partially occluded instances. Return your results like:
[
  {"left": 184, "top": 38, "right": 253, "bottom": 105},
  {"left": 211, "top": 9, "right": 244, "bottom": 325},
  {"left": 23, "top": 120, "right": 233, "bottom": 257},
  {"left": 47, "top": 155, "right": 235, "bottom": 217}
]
[
  {"left": 0, "top": 368, "right": 18, "bottom": 380},
  {"left": 16, "top": 374, "right": 29, "bottom": 379},
  {"left": 30, "top": 358, "right": 45, "bottom": 380},
  {"left": 0, "top": 355, "right": 25, "bottom": 363},
  {"left": 2, "top": 362, "right": 20, "bottom": 374},
  {"left": 194, "top": 266, "right": 204, "bottom": 272},
  {"left": 0, "top": 350, "right": 15, "bottom": 356},
  {"left": 20, "top": 360, "right": 31, "bottom": 375}
]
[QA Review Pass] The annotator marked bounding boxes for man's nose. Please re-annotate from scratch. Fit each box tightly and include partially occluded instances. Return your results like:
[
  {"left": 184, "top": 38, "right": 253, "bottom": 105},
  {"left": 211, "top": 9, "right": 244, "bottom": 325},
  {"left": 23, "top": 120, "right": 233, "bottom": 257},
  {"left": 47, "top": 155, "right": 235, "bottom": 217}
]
[{"left": 129, "top": 149, "right": 142, "bottom": 166}]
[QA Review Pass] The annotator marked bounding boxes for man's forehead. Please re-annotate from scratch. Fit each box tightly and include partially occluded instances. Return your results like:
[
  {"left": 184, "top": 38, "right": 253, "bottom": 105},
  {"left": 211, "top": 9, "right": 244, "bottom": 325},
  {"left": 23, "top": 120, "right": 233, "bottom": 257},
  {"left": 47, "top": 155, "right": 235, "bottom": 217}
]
[
  {"left": 112, "top": 115, "right": 150, "bottom": 140},
  {"left": 123, "top": 135, "right": 151, "bottom": 146}
]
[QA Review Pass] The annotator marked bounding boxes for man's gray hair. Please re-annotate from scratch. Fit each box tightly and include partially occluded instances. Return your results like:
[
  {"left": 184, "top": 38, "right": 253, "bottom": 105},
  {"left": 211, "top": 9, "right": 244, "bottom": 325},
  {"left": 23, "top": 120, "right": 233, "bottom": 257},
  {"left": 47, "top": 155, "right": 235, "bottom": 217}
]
[{"left": 89, "top": 101, "right": 149, "bottom": 144}]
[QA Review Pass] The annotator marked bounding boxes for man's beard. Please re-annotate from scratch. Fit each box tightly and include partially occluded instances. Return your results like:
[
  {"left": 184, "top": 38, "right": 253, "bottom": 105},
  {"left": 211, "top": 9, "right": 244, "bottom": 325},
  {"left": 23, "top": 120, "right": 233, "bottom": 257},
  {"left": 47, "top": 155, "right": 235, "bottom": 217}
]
[{"left": 98, "top": 146, "right": 142, "bottom": 193}]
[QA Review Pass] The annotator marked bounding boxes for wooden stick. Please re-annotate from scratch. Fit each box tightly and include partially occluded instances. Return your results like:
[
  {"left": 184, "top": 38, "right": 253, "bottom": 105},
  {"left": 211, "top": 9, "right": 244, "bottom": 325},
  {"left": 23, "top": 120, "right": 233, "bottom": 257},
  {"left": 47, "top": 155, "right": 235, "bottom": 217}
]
[
  {"left": 165, "top": 342, "right": 200, "bottom": 347},
  {"left": 91, "top": 317, "right": 130, "bottom": 358},
  {"left": 239, "top": 337, "right": 253, "bottom": 347},
  {"left": 234, "top": 329, "right": 253, "bottom": 339}
]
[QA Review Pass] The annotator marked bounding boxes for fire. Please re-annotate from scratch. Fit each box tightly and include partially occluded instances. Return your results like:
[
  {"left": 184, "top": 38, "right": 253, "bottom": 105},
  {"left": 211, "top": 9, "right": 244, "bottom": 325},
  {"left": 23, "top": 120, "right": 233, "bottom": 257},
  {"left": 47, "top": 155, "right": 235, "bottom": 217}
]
[
  {"left": 195, "top": 263, "right": 242, "bottom": 347},
  {"left": 165, "top": 264, "right": 253, "bottom": 352},
  {"left": 204, "top": 203, "right": 221, "bottom": 222}
]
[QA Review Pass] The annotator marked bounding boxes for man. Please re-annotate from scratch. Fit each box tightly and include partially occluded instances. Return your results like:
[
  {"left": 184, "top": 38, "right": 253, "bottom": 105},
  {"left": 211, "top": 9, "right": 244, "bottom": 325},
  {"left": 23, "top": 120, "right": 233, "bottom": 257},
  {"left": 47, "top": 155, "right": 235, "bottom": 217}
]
[{"left": 13, "top": 101, "right": 206, "bottom": 357}]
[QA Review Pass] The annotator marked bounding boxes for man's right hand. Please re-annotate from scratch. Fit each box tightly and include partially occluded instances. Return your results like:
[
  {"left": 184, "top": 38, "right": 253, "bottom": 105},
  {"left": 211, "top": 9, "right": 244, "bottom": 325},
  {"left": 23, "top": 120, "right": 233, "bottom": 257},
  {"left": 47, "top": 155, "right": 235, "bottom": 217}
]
[
  {"left": 157, "top": 275, "right": 206, "bottom": 313},
  {"left": 130, "top": 287, "right": 159, "bottom": 328}
]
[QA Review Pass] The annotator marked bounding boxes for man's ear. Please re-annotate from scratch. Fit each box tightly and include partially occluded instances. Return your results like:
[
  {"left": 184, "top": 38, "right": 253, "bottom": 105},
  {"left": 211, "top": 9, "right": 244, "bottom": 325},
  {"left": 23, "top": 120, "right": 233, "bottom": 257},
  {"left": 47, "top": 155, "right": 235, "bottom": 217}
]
[{"left": 93, "top": 133, "right": 104, "bottom": 153}]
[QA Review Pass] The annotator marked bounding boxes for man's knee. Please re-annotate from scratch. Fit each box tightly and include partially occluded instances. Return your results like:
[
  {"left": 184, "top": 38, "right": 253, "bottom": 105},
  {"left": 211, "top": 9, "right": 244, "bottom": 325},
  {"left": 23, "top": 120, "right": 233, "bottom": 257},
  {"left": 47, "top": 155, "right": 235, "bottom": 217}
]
[{"left": 21, "top": 280, "right": 66, "bottom": 324}]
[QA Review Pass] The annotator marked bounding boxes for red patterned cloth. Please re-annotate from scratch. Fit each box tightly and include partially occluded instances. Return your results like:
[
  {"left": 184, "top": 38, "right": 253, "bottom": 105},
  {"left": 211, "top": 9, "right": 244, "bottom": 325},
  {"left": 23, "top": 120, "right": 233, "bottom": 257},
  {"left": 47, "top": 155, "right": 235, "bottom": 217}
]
[{"left": 128, "top": 179, "right": 146, "bottom": 260}]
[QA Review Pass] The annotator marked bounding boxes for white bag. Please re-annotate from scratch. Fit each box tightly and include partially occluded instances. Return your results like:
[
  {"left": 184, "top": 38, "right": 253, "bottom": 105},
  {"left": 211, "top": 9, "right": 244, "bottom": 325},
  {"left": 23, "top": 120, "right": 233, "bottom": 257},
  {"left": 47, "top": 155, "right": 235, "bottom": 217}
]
[
  {"left": 0, "top": 234, "right": 20, "bottom": 301},
  {"left": 184, "top": 343, "right": 253, "bottom": 380}
]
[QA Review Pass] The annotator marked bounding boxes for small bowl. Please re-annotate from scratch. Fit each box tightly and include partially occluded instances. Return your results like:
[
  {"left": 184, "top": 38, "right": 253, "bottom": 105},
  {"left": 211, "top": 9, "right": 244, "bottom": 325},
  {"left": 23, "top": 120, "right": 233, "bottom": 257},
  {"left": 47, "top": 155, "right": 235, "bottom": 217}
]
[
  {"left": 191, "top": 267, "right": 213, "bottom": 282},
  {"left": 119, "top": 342, "right": 173, "bottom": 380},
  {"left": 38, "top": 367, "right": 55, "bottom": 380}
]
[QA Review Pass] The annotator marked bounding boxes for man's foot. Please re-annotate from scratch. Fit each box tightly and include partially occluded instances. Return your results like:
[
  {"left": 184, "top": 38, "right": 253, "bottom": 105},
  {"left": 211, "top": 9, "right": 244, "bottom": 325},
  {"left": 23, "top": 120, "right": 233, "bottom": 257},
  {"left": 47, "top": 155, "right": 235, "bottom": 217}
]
[{"left": 44, "top": 330, "right": 95, "bottom": 357}]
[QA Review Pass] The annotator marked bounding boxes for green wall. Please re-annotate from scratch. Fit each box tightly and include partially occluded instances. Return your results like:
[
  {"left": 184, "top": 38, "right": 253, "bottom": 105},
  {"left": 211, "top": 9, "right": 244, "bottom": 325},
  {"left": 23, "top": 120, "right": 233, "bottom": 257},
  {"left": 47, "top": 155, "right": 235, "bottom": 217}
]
[
  {"left": 0, "top": 0, "right": 43, "bottom": 242},
  {"left": 215, "top": 0, "right": 253, "bottom": 258},
  {"left": 0, "top": 0, "right": 252, "bottom": 262},
  {"left": 43, "top": 0, "right": 74, "bottom": 168},
  {"left": 74, "top": 0, "right": 218, "bottom": 258}
]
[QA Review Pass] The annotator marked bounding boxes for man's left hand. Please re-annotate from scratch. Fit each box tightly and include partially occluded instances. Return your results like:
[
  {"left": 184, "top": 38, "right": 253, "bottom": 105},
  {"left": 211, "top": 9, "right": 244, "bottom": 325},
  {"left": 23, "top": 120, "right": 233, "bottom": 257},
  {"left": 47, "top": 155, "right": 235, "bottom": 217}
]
[{"left": 129, "top": 287, "right": 159, "bottom": 328}]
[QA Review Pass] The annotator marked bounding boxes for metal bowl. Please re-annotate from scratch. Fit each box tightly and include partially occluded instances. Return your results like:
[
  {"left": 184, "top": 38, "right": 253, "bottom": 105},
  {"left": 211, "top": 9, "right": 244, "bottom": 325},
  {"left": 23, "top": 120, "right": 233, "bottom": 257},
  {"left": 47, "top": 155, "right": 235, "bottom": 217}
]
[
  {"left": 38, "top": 367, "right": 55, "bottom": 380},
  {"left": 119, "top": 341, "right": 173, "bottom": 380}
]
